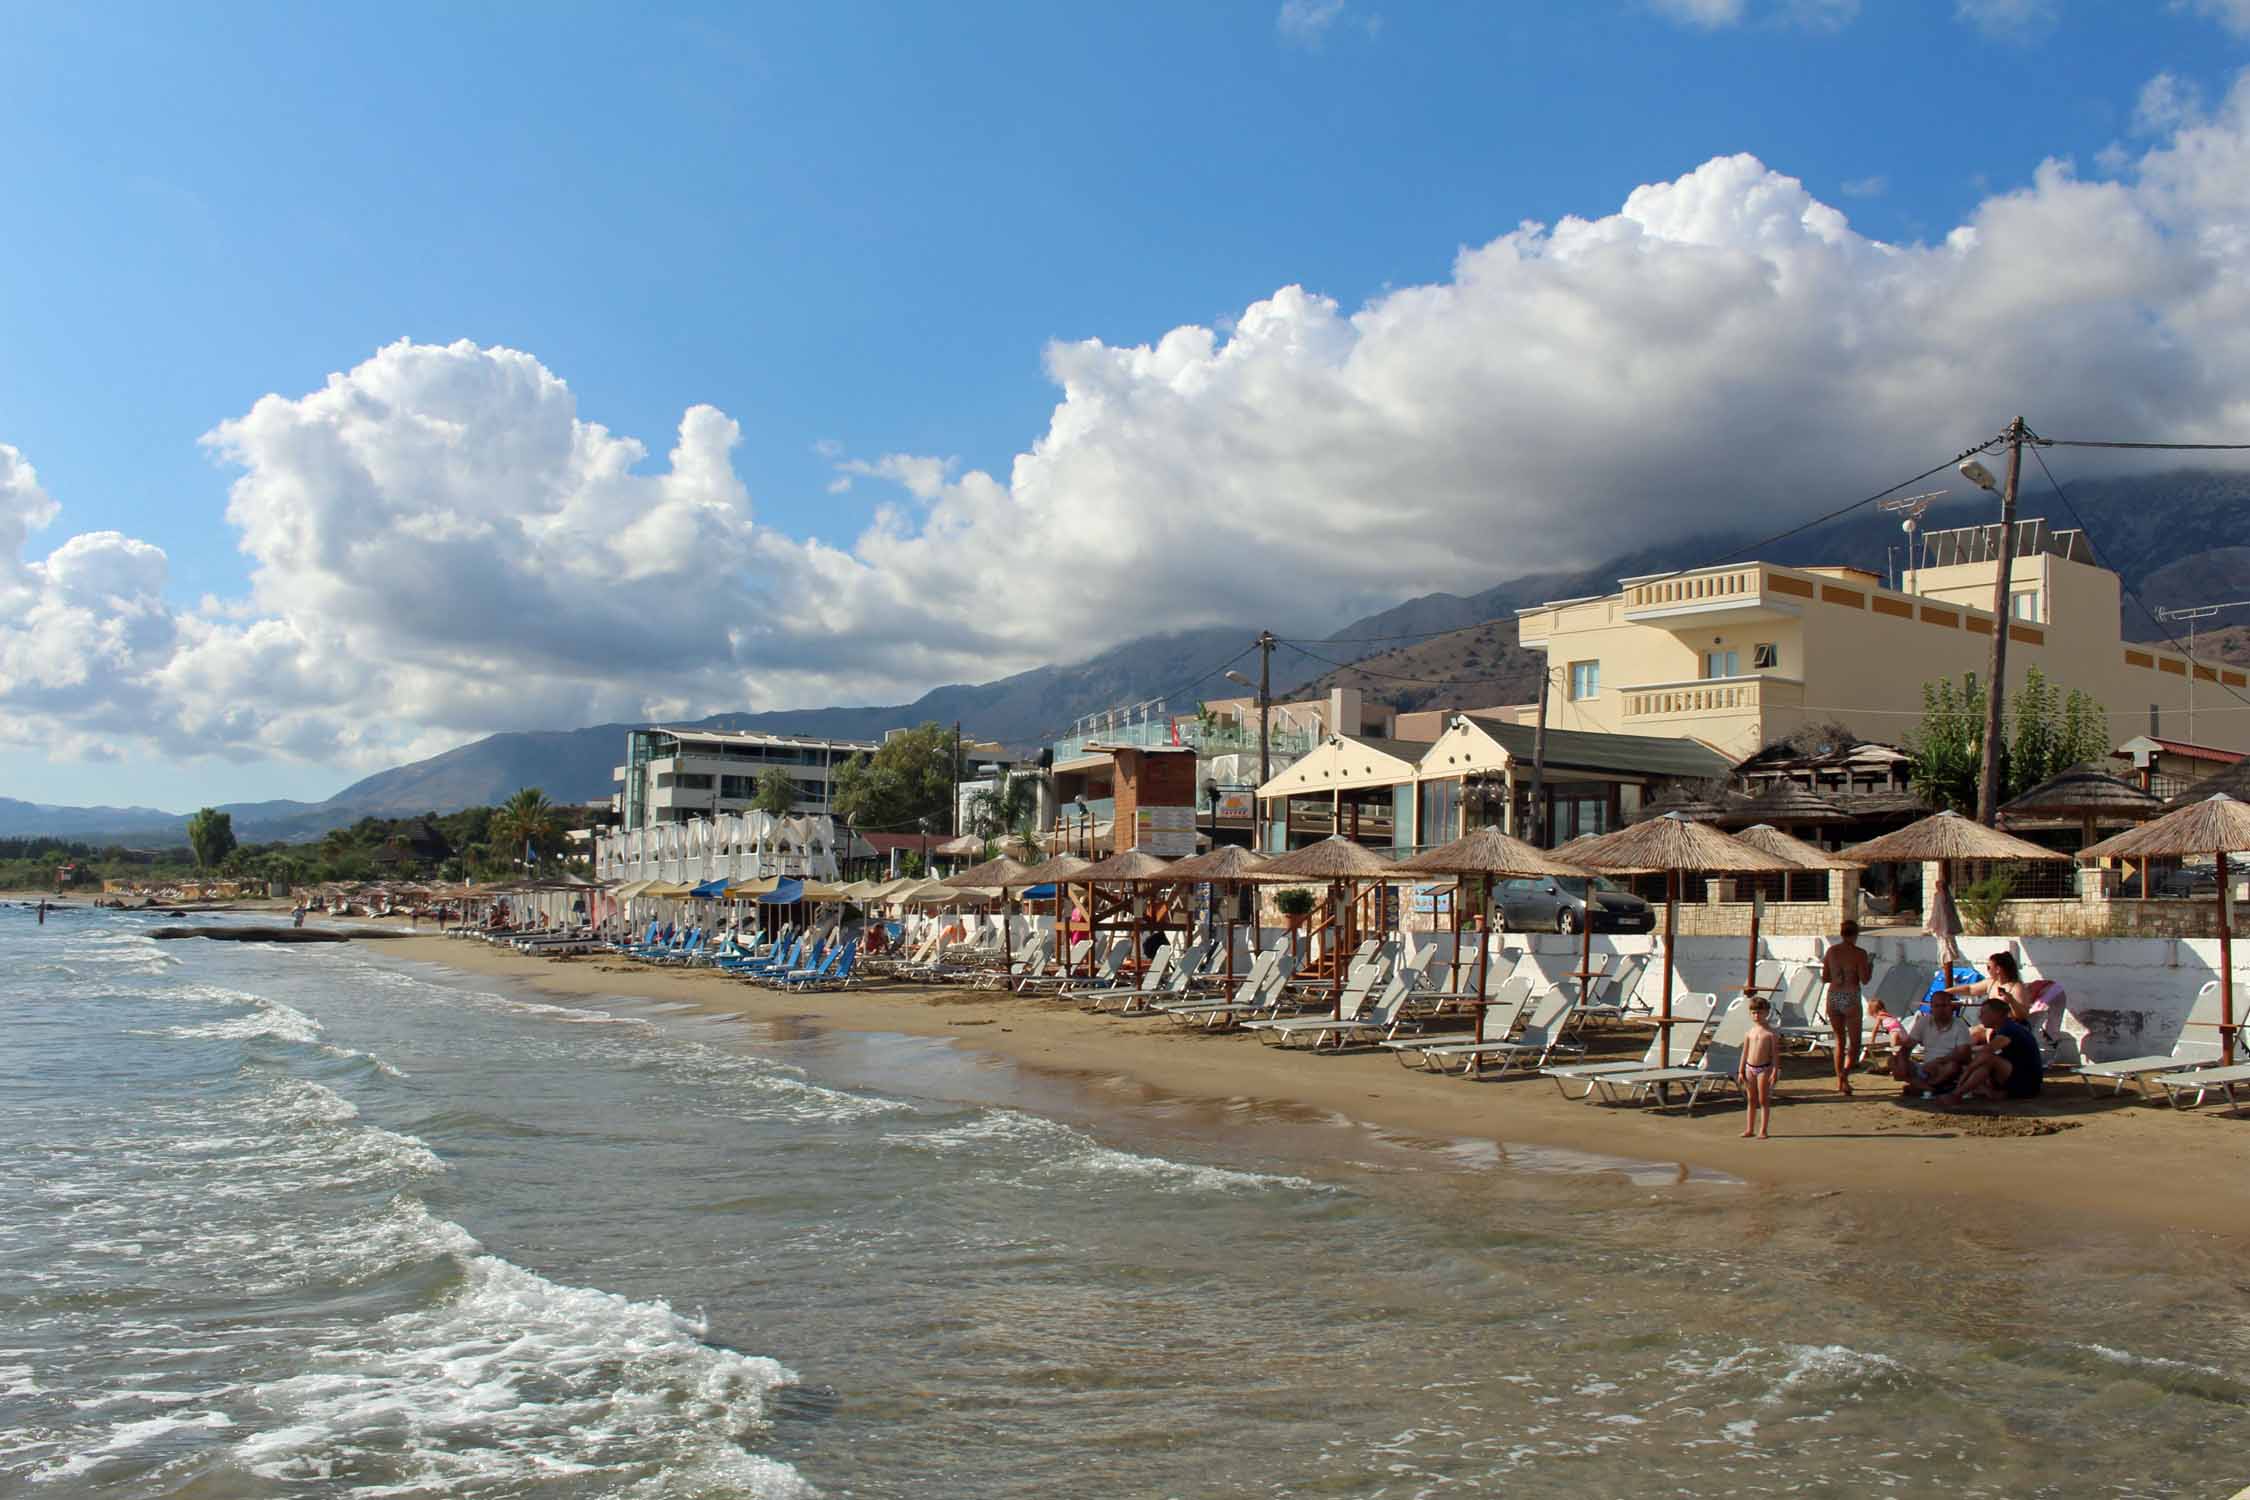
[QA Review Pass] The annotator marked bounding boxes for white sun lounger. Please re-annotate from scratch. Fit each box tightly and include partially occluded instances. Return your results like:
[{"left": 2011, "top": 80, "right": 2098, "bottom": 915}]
[
  {"left": 1382, "top": 973, "right": 1537, "bottom": 1070},
  {"left": 1543, "top": 1001, "right": 1714, "bottom": 1099},
  {"left": 1242, "top": 949, "right": 1392, "bottom": 1043},
  {"left": 1160, "top": 949, "right": 1299, "bottom": 1029},
  {"left": 2151, "top": 1060, "right": 2250, "bottom": 1112},
  {"left": 1588, "top": 998, "right": 1751, "bottom": 1109},
  {"left": 2077, "top": 981, "right": 2237, "bottom": 1097},
  {"left": 1438, "top": 983, "right": 1583, "bottom": 1079},
  {"left": 1058, "top": 943, "right": 1163, "bottom": 1003}
]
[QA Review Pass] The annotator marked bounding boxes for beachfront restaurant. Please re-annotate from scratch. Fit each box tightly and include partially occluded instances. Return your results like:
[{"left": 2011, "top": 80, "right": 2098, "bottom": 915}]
[{"left": 1256, "top": 716, "right": 1735, "bottom": 855}]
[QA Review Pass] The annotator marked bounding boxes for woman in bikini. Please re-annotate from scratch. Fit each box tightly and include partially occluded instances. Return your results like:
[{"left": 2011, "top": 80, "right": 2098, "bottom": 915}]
[
  {"left": 1738, "top": 995, "right": 1780, "bottom": 1139},
  {"left": 1821, "top": 919, "right": 1874, "bottom": 1094}
]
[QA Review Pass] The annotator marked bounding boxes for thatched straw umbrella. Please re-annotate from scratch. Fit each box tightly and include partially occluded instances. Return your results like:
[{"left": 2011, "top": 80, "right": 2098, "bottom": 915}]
[
  {"left": 1718, "top": 782, "right": 1849, "bottom": 832},
  {"left": 1397, "top": 828, "right": 1585, "bottom": 1040},
  {"left": 1839, "top": 809, "right": 2065, "bottom": 969},
  {"left": 1148, "top": 843, "right": 1272, "bottom": 988},
  {"left": 1730, "top": 824, "right": 1863, "bottom": 994},
  {"left": 2000, "top": 762, "right": 2165, "bottom": 876},
  {"left": 2082, "top": 793, "right": 2250, "bottom": 1063},
  {"left": 1253, "top": 836, "right": 1399, "bottom": 1009},
  {"left": 1005, "top": 852, "right": 1095, "bottom": 974},
  {"left": 1565, "top": 814, "right": 1796, "bottom": 1061},
  {"left": 942, "top": 854, "right": 1035, "bottom": 957},
  {"left": 1074, "top": 848, "right": 1176, "bottom": 976}
]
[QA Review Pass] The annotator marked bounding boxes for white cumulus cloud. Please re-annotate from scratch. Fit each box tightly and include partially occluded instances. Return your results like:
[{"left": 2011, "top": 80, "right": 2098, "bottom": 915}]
[{"left": 7, "top": 71, "right": 2250, "bottom": 774}]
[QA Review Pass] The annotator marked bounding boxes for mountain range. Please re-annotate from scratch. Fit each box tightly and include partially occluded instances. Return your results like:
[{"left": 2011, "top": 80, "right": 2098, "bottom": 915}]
[{"left": 13, "top": 467, "right": 2248, "bottom": 844}]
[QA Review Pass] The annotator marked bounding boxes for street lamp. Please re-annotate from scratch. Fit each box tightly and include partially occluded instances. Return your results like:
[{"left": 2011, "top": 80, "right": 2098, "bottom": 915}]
[
  {"left": 918, "top": 814, "right": 932, "bottom": 878},
  {"left": 1072, "top": 796, "right": 1089, "bottom": 857}
]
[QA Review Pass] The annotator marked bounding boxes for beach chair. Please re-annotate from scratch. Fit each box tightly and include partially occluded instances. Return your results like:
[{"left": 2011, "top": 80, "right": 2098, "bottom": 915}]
[
  {"left": 1542, "top": 1009, "right": 1712, "bottom": 1099},
  {"left": 1105, "top": 941, "right": 1212, "bottom": 1014},
  {"left": 1769, "top": 967, "right": 1828, "bottom": 1049},
  {"left": 1588, "top": 997, "right": 1752, "bottom": 1109},
  {"left": 1271, "top": 948, "right": 1446, "bottom": 1051},
  {"left": 1242, "top": 948, "right": 1395, "bottom": 1045},
  {"left": 781, "top": 940, "right": 856, "bottom": 991},
  {"left": 2078, "top": 981, "right": 2239, "bottom": 1097},
  {"left": 2151, "top": 1056, "right": 2250, "bottom": 1112},
  {"left": 1456, "top": 982, "right": 1588, "bottom": 1078},
  {"left": 1160, "top": 949, "right": 1299, "bottom": 1030},
  {"left": 1383, "top": 972, "right": 1538, "bottom": 1071},
  {"left": 1558, "top": 953, "right": 1647, "bottom": 1029},
  {"left": 1069, "top": 946, "right": 1177, "bottom": 1007},
  {"left": 1011, "top": 939, "right": 1095, "bottom": 995},
  {"left": 1033, "top": 941, "right": 1128, "bottom": 999}
]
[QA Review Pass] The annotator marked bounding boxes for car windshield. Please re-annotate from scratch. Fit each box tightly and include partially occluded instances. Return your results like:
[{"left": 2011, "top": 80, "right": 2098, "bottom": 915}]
[{"left": 1555, "top": 876, "right": 1625, "bottom": 899}]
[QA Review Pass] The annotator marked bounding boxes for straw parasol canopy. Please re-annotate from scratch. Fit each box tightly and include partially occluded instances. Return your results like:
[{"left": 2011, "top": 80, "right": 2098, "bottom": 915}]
[
  {"left": 941, "top": 854, "right": 1035, "bottom": 889},
  {"left": 1151, "top": 843, "right": 1272, "bottom": 882},
  {"left": 1718, "top": 782, "right": 1849, "bottom": 829},
  {"left": 1394, "top": 825, "right": 1584, "bottom": 879},
  {"left": 1253, "top": 835, "right": 1398, "bottom": 881},
  {"left": 1004, "top": 852, "right": 1095, "bottom": 888},
  {"left": 2079, "top": 792, "right": 2250, "bottom": 863},
  {"left": 1567, "top": 814, "right": 1794, "bottom": 1058},
  {"left": 1731, "top": 823, "right": 1862, "bottom": 871},
  {"left": 2083, "top": 793, "right": 2250, "bottom": 1063},
  {"left": 1567, "top": 813, "right": 1795, "bottom": 876},
  {"left": 2000, "top": 763, "right": 2164, "bottom": 847},
  {"left": 1838, "top": 809, "right": 2066, "bottom": 866},
  {"left": 2164, "top": 759, "right": 2250, "bottom": 809},
  {"left": 1075, "top": 848, "right": 1176, "bottom": 883}
]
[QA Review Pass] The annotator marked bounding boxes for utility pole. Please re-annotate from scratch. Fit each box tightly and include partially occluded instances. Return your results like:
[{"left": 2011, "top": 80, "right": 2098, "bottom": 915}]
[
  {"left": 1974, "top": 417, "right": 2027, "bottom": 826},
  {"left": 1257, "top": 631, "right": 1275, "bottom": 850},
  {"left": 950, "top": 721, "right": 962, "bottom": 839},
  {"left": 1530, "top": 666, "right": 1551, "bottom": 845}
]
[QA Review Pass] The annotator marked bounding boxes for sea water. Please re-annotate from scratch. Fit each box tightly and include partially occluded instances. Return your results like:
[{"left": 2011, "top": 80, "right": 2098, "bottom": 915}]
[{"left": 3, "top": 906, "right": 2245, "bottom": 1497}]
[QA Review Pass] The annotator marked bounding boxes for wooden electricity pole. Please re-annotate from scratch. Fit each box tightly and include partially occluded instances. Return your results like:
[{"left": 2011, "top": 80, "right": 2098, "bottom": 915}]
[{"left": 1975, "top": 417, "right": 2026, "bottom": 826}]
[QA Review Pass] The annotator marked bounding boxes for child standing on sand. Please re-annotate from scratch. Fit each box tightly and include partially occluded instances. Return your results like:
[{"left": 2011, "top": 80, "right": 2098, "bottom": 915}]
[{"left": 1738, "top": 995, "right": 1779, "bottom": 1139}]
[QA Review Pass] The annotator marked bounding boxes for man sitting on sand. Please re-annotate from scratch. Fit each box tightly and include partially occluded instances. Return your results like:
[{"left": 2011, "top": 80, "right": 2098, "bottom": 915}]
[
  {"left": 1890, "top": 990, "right": 1973, "bottom": 1098},
  {"left": 1941, "top": 998, "right": 2044, "bottom": 1105}
]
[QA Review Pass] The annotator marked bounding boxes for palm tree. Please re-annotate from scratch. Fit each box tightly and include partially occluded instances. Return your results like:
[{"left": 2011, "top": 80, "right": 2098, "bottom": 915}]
[
  {"left": 492, "top": 787, "right": 564, "bottom": 873},
  {"left": 966, "top": 770, "right": 1041, "bottom": 858}
]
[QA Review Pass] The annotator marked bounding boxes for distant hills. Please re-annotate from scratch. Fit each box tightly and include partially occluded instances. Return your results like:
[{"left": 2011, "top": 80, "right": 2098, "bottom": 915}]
[{"left": 12, "top": 467, "right": 2248, "bottom": 843}]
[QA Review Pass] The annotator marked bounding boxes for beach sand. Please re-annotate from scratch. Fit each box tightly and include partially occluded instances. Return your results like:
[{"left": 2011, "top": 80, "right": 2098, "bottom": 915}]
[{"left": 360, "top": 931, "right": 2248, "bottom": 1236}]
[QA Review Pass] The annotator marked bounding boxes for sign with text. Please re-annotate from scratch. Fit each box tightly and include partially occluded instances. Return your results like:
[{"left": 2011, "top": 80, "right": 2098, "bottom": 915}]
[
  {"left": 1213, "top": 791, "right": 1256, "bottom": 822},
  {"left": 1134, "top": 804, "right": 1197, "bottom": 857}
]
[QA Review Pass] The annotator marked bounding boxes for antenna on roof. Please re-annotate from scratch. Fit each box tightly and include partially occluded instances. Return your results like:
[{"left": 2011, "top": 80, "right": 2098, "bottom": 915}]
[{"left": 1880, "top": 490, "right": 1946, "bottom": 595}]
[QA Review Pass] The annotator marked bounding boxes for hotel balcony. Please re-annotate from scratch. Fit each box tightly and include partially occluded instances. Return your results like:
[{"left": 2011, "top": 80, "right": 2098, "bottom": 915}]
[
  {"left": 1618, "top": 674, "right": 1802, "bottom": 726},
  {"left": 1620, "top": 564, "right": 1808, "bottom": 629}
]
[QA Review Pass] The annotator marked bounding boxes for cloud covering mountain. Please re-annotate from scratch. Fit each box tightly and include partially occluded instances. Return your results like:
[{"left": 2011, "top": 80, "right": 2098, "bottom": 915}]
[{"left": 5, "top": 68, "right": 2250, "bottom": 775}]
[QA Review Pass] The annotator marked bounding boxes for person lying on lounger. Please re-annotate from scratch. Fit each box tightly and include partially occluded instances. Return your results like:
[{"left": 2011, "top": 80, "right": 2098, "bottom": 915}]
[
  {"left": 1890, "top": 991, "right": 1972, "bottom": 1097},
  {"left": 1939, "top": 998, "right": 2044, "bottom": 1106}
]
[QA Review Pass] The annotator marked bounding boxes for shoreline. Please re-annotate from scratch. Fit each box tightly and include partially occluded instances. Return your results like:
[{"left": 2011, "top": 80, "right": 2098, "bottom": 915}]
[{"left": 364, "top": 931, "right": 2249, "bottom": 1237}]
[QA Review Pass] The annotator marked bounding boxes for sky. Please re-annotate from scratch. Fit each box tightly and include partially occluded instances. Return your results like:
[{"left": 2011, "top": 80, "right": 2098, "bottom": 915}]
[{"left": 4, "top": 0, "right": 2250, "bottom": 811}]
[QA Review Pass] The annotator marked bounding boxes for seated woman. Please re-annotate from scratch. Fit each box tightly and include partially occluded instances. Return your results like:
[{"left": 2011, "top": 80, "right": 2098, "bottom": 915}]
[{"left": 1941, "top": 997, "right": 2044, "bottom": 1105}]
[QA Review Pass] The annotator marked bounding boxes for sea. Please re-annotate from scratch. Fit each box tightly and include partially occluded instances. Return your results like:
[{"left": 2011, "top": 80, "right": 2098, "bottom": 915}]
[{"left": 3, "top": 904, "right": 2245, "bottom": 1498}]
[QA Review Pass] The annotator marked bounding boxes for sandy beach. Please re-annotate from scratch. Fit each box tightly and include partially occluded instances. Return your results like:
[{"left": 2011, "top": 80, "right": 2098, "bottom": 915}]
[{"left": 370, "top": 930, "right": 2250, "bottom": 1239}]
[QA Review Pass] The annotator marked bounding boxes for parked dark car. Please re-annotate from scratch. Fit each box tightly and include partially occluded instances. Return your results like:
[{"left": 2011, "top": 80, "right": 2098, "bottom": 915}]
[{"left": 1495, "top": 874, "right": 1655, "bottom": 934}]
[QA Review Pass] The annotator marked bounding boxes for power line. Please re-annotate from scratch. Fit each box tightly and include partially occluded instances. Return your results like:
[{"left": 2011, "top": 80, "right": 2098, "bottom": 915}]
[
  {"left": 2024, "top": 442, "right": 2250, "bottom": 717},
  {"left": 1278, "top": 639, "right": 1540, "bottom": 690},
  {"left": 2038, "top": 438, "right": 2250, "bottom": 451},
  {"left": 1274, "top": 436, "right": 2014, "bottom": 655}
]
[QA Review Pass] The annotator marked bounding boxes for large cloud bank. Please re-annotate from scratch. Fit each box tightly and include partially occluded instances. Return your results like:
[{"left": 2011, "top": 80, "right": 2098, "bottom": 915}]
[{"left": 7, "top": 72, "right": 2250, "bottom": 770}]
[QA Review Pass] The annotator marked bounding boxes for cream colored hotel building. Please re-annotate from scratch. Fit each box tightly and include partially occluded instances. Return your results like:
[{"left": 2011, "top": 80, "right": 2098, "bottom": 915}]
[{"left": 1513, "top": 520, "right": 2250, "bottom": 761}]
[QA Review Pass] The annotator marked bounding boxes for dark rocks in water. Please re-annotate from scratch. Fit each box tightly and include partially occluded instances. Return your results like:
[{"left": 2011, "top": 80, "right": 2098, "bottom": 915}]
[{"left": 147, "top": 925, "right": 407, "bottom": 943}]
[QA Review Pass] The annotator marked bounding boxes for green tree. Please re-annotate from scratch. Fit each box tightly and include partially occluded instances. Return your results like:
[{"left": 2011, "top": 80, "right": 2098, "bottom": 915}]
[
  {"left": 185, "top": 807, "right": 237, "bottom": 870},
  {"left": 965, "top": 770, "right": 1040, "bottom": 856},
  {"left": 1908, "top": 675, "right": 1988, "bottom": 814},
  {"left": 2006, "top": 666, "right": 2060, "bottom": 800},
  {"left": 751, "top": 766, "right": 801, "bottom": 818},
  {"left": 2058, "top": 688, "right": 2111, "bottom": 770},
  {"left": 491, "top": 787, "right": 564, "bottom": 872},
  {"left": 831, "top": 722, "right": 958, "bottom": 834}
]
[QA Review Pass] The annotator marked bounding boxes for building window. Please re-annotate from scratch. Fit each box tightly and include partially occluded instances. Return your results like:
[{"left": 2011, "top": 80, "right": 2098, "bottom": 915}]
[
  {"left": 2012, "top": 590, "right": 2041, "bottom": 622},
  {"left": 1753, "top": 643, "right": 1778, "bottom": 669},
  {"left": 1568, "top": 661, "right": 1600, "bottom": 700},
  {"left": 1703, "top": 650, "right": 1739, "bottom": 679}
]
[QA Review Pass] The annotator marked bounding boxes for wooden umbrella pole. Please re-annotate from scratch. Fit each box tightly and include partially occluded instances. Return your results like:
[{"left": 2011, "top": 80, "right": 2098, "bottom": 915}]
[
  {"left": 1746, "top": 881, "right": 1761, "bottom": 996},
  {"left": 2222, "top": 848, "right": 2236, "bottom": 1066},
  {"left": 1474, "top": 874, "right": 1494, "bottom": 1044},
  {"left": 1660, "top": 869, "right": 1679, "bottom": 1066},
  {"left": 1578, "top": 891, "right": 1594, "bottom": 990}
]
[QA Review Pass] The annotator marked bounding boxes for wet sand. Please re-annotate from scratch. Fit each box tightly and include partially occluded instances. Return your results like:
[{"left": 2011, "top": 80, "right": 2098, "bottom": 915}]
[{"left": 377, "top": 932, "right": 2250, "bottom": 1239}]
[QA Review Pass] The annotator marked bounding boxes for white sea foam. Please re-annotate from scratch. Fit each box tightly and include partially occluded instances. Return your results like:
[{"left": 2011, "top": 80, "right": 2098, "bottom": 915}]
[
  {"left": 2084, "top": 1344, "right": 2228, "bottom": 1379},
  {"left": 238, "top": 1253, "right": 809, "bottom": 1496},
  {"left": 889, "top": 1108, "right": 1322, "bottom": 1193},
  {"left": 32, "top": 1410, "right": 233, "bottom": 1481},
  {"left": 0, "top": 1364, "right": 40, "bottom": 1398}
]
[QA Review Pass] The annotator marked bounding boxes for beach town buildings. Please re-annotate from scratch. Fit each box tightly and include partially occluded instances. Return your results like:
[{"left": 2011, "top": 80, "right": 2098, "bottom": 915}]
[
  {"left": 1512, "top": 518, "right": 2249, "bottom": 763},
  {"left": 611, "top": 726, "right": 877, "bottom": 832}
]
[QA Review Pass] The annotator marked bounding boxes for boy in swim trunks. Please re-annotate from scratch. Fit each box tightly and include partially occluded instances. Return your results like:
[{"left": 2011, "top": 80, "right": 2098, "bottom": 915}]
[
  {"left": 1821, "top": 920, "right": 1874, "bottom": 1094},
  {"left": 1738, "top": 995, "right": 1780, "bottom": 1139}
]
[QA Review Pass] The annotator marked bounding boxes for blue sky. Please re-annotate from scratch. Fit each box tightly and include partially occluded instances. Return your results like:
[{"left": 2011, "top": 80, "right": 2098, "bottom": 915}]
[{"left": 4, "top": 1, "right": 2248, "bottom": 810}]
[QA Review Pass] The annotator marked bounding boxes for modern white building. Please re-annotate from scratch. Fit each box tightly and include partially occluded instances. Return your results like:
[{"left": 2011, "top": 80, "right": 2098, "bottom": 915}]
[
  {"left": 594, "top": 809, "right": 845, "bottom": 886},
  {"left": 613, "top": 726, "right": 878, "bottom": 832}
]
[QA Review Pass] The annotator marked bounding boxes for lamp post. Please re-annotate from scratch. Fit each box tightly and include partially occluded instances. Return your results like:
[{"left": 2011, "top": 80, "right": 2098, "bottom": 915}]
[
  {"left": 918, "top": 814, "right": 932, "bottom": 879},
  {"left": 1202, "top": 776, "right": 1221, "bottom": 949},
  {"left": 1073, "top": 796, "right": 1090, "bottom": 857}
]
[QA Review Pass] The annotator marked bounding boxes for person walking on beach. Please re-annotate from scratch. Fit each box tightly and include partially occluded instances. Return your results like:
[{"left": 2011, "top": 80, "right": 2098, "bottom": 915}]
[
  {"left": 1821, "top": 920, "right": 1873, "bottom": 1093},
  {"left": 1738, "top": 995, "right": 1780, "bottom": 1138}
]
